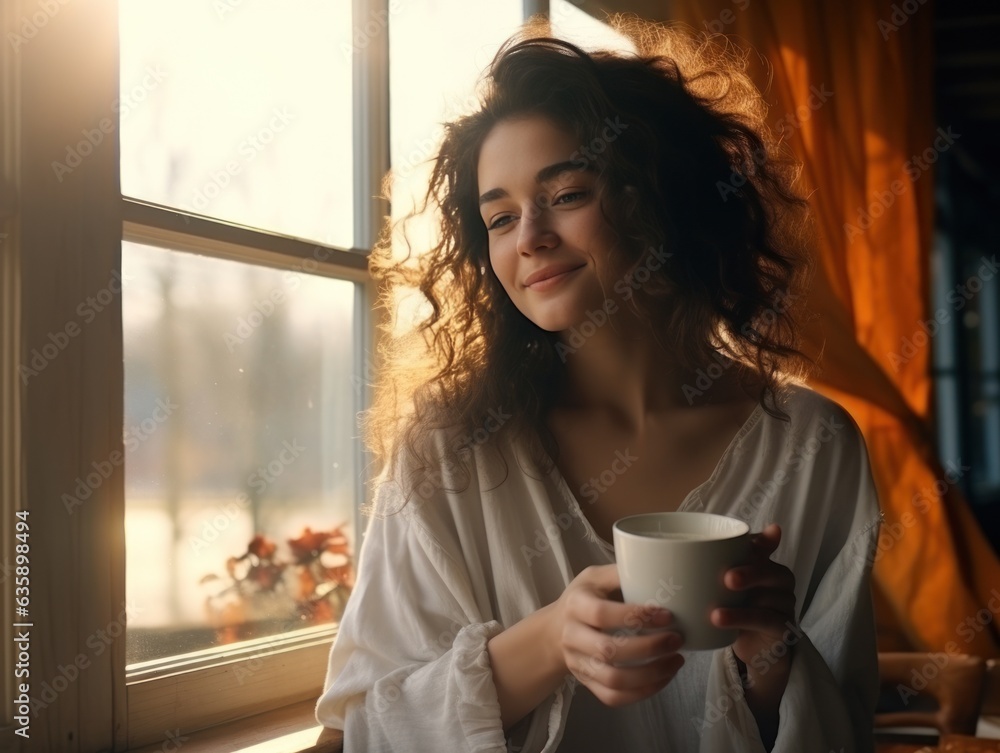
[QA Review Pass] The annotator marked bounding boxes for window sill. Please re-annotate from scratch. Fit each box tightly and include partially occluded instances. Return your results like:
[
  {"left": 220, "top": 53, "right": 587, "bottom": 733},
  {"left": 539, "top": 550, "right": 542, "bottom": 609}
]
[{"left": 128, "top": 699, "right": 343, "bottom": 753}]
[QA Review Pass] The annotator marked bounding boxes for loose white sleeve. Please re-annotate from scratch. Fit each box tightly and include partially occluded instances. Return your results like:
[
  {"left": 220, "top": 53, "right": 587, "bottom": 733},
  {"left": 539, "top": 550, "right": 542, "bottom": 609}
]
[
  {"left": 315, "top": 480, "right": 509, "bottom": 753},
  {"left": 698, "top": 518, "right": 881, "bottom": 753},
  {"left": 697, "top": 416, "right": 883, "bottom": 752}
]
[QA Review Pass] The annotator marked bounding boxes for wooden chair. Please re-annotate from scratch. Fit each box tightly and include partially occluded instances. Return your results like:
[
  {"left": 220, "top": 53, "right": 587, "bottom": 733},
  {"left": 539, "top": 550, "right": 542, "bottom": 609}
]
[
  {"left": 982, "top": 659, "right": 1000, "bottom": 717},
  {"left": 875, "top": 652, "right": 987, "bottom": 752},
  {"left": 938, "top": 734, "right": 1000, "bottom": 752}
]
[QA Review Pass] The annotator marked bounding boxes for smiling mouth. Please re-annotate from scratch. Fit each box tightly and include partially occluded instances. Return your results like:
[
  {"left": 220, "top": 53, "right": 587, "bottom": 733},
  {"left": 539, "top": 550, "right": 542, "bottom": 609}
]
[{"left": 525, "top": 265, "right": 585, "bottom": 291}]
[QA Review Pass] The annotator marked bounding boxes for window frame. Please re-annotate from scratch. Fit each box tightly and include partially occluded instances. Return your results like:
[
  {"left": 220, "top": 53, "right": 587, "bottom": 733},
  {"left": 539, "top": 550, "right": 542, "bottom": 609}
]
[
  {"left": 0, "top": 0, "right": 387, "bottom": 749},
  {"left": 119, "top": 205, "right": 374, "bottom": 747}
]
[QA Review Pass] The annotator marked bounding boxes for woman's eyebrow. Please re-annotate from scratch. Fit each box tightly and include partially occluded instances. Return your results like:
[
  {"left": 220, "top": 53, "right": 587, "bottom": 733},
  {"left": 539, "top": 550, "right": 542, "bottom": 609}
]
[
  {"left": 478, "top": 160, "right": 594, "bottom": 207},
  {"left": 535, "top": 159, "right": 593, "bottom": 186}
]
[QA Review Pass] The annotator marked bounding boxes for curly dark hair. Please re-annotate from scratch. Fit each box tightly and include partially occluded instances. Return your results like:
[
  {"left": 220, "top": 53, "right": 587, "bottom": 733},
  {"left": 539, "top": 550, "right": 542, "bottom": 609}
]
[{"left": 362, "top": 15, "right": 818, "bottom": 495}]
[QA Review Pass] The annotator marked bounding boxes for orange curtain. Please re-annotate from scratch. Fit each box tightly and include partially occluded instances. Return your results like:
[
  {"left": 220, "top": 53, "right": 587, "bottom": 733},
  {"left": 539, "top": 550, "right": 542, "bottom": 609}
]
[{"left": 669, "top": 0, "right": 1000, "bottom": 657}]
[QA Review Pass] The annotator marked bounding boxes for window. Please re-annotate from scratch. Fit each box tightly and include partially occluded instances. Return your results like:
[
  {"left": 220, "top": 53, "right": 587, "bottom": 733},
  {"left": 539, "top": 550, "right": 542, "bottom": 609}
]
[
  {"left": 3, "top": 0, "right": 632, "bottom": 748},
  {"left": 931, "top": 3, "right": 1000, "bottom": 550},
  {"left": 931, "top": 147, "right": 1000, "bottom": 541},
  {"left": 116, "top": 0, "right": 371, "bottom": 742},
  {"left": 118, "top": 0, "right": 355, "bottom": 249}
]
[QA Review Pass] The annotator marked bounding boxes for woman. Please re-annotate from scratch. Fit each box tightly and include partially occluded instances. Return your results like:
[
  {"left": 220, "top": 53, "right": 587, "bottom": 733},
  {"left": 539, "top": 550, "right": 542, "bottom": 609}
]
[{"left": 317, "top": 16, "right": 882, "bottom": 753}]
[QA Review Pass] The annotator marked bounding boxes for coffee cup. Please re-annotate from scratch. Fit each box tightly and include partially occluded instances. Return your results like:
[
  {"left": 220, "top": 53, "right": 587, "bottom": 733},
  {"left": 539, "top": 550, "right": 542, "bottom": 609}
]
[{"left": 612, "top": 512, "right": 751, "bottom": 651}]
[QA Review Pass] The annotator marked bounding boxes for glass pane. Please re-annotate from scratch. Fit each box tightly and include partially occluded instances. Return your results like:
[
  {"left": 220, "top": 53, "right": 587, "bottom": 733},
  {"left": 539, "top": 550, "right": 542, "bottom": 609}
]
[
  {"left": 973, "top": 265, "right": 1000, "bottom": 493},
  {"left": 122, "top": 241, "right": 359, "bottom": 664},
  {"left": 388, "top": 0, "right": 523, "bottom": 226},
  {"left": 119, "top": 1, "right": 354, "bottom": 248}
]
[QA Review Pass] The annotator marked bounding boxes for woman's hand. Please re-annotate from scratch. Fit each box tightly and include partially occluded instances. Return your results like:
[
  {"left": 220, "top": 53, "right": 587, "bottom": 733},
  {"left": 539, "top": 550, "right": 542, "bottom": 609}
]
[
  {"left": 550, "top": 564, "right": 686, "bottom": 707},
  {"left": 711, "top": 523, "right": 797, "bottom": 745}
]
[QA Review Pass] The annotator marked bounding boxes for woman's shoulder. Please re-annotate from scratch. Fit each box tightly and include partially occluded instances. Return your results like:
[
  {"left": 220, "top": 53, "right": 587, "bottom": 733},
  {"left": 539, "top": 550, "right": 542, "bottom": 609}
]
[
  {"left": 364, "top": 422, "right": 524, "bottom": 522},
  {"left": 772, "top": 381, "right": 867, "bottom": 451},
  {"left": 769, "top": 382, "right": 880, "bottom": 516},
  {"left": 743, "top": 384, "right": 882, "bottom": 565}
]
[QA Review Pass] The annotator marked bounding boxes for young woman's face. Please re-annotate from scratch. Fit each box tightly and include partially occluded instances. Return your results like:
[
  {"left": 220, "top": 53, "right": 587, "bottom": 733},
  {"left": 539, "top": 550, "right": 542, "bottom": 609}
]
[{"left": 477, "top": 115, "right": 622, "bottom": 332}]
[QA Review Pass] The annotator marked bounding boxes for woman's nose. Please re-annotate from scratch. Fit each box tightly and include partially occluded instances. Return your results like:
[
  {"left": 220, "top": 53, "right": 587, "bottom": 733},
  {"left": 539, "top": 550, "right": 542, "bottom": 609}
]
[{"left": 516, "top": 200, "right": 558, "bottom": 256}]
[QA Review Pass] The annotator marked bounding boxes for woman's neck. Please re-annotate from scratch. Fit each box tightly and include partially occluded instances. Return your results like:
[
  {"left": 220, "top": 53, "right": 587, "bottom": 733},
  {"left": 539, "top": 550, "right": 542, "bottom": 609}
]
[{"left": 554, "top": 318, "right": 753, "bottom": 432}]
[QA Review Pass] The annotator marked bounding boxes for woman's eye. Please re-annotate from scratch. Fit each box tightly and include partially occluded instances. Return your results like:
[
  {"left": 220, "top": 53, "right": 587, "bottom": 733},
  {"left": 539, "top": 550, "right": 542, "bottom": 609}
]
[
  {"left": 555, "top": 190, "right": 587, "bottom": 204},
  {"left": 487, "top": 215, "right": 514, "bottom": 230}
]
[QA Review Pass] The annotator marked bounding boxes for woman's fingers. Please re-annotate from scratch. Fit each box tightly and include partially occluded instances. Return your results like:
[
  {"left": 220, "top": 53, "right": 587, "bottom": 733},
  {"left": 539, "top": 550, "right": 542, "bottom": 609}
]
[
  {"left": 584, "top": 675, "right": 682, "bottom": 709},
  {"left": 567, "top": 647, "right": 686, "bottom": 703},
  {"left": 565, "top": 585, "right": 673, "bottom": 634},
  {"left": 722, "top": 584, "right": 795, "bottom": 644},
  {"left": 555, "top": 564, "right": 692, "bottom": 706},
  {"left": 562, "top": 619, "right": 683, "bottom": 665},
  {"left": 570, "top": 648, "right": 685, "bottom": 691},
  {"left": 576, "top": 563, "right": 622, "bottom": 594},
  {"left": 751, "top": 523, "right": 782, "bottom": 553},
  {"left": 725, "top": 561, "right": 795, "bottom": 593}
]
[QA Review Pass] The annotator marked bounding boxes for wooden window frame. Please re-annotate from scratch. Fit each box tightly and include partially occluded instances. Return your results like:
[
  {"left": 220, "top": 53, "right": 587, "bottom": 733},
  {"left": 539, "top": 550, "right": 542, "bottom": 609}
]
[{"left": 0, "top": 0, "right": 388, "bottom": 749}]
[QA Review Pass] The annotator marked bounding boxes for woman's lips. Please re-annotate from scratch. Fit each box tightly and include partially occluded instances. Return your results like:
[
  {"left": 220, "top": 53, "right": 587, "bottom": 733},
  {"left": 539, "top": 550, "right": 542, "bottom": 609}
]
[{"left": 524, "top": 264, "right": 585, "bottom": 291}]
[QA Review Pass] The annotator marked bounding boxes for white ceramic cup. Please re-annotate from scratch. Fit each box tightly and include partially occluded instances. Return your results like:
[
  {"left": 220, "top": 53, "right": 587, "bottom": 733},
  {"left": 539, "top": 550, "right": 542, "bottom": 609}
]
[{"left": 612, "top": 512, "right": 752, "bottom": 651}]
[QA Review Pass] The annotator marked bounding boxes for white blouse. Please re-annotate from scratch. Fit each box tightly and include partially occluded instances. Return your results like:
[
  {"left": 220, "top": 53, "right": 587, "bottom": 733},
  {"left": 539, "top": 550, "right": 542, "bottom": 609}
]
[{"left": 316, "top": 383, "right": 884, "bottom": 752}]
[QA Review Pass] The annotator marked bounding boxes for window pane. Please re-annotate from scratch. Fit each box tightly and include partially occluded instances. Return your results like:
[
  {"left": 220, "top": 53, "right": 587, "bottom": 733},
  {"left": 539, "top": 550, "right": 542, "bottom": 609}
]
[
  {"left": 122, "top": 241, "right": 359, "bottom": 664},
  {"left": 388, "top": 0, "right": 523, "bottom": 226},
  {"left": 119, "top": 1, "right": 354, "bottom": 248}
]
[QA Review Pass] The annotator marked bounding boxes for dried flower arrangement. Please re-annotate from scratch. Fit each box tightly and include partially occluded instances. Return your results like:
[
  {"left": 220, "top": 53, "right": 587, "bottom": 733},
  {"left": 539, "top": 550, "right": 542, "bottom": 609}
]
[{"left": 200, "top": 525, "right": 353, "bottom": 644}]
